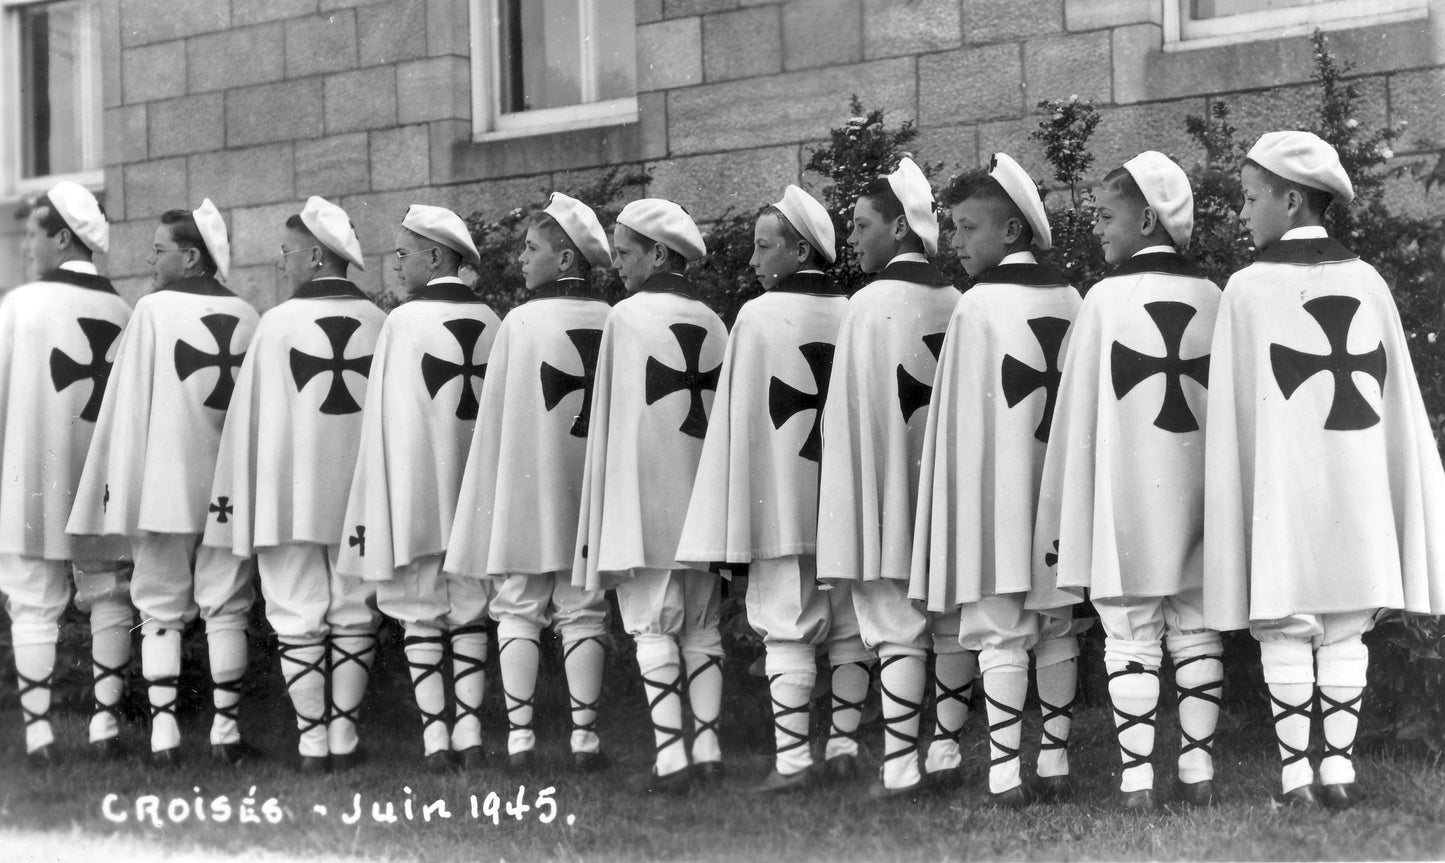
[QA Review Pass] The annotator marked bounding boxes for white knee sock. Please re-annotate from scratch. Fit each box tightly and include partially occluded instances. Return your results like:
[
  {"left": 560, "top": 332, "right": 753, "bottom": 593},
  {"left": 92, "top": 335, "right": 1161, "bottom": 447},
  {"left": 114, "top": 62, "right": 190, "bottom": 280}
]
[
  {"left": 925, "top": 651, "right": 976, "bottom": 773},
  {"left": 825, "top": 661, "right": 871, "bottom": 761},
  {"left": 563, "top": 635, "right": 605, "bottom": 755},
  {"left": 879, "top": 654, "right": 926, "bottom": 790},
  {"left": 402, "top": 630, "right": 451, "bottom": 756},
  {"left": 449, "top": 626, "right": 489, "bottom": 752},
  {"left": 12, "top": 633, "right": 57, "bottom": 753},
  {"left": 207, "top": 628, "right": 247, "bottom": 746},
  {"left": 635, "top": 635, "right": 688, "bottom": 777},
  {"left": 1317, "top": 637, "right": 1368, "bottom": 787},
  {"left": 768, "top": 670, "right": 815, "bottom": 775},
  {"left": 682, "top": 648, "right": 723, "bottom": 766},
  {"left": 143, "top": 629, "right": 183, "bottom": 753},
  {"left": 328, "top": 633, "right": 377, "bottom": 756},
  {"left": 499, "top": 637, "right": 540, "bottom": 756},
  {"left": 983, "top": 667, "right": 1028, "bottom": 794},
  {"left": 1171, "top": 652, "right": 1222, "bottom": 785},
  {"left": 278, "top": 638, "right": 329, "bottom": 757},
  {"left": 1106, "top": 661, "right": 1160, "bottom": 792},
  {"left": 88, "top": 598, "right": 133, "bottom": 743},
  {"left": 1261, "top": 640, "right": 1316, "bottom": 794},
  {"left": 1035, "top": 651, "right": 1077, "bottom": 778}
]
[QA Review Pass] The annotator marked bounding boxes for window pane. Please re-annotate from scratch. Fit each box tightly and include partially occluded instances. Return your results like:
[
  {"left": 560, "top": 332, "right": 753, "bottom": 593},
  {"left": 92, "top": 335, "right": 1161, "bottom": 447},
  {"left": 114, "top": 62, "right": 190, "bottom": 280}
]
[
  {"left": 19, "top": 1, "right": 92, "bottom": 179},
  {"left": 1192, "top": 0, "right": 1320, "bottom": 19},
  {"left": 499, "top": 0, "right": 584, "bottom": 113}
]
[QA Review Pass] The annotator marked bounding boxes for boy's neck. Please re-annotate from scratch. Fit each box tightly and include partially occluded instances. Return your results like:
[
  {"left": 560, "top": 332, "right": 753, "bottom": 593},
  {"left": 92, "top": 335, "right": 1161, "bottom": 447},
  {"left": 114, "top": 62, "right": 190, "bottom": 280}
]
[{"left": 1281, "top": 225, "right": 1329, "bottom": 241}]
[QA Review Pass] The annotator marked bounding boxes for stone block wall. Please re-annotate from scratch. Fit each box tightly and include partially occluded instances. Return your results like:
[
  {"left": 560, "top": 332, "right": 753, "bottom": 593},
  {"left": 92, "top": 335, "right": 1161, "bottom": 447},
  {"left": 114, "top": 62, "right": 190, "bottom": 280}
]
[{"left": 1, "top": 0, "right": 1441, "bottom": 303}]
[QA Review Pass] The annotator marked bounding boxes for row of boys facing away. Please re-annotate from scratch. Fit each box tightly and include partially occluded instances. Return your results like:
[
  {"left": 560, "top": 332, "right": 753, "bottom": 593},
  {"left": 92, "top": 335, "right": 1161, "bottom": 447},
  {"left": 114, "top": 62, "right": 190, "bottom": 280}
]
[{"left": 5, "top": 127, "right": 1444, "bottom": 813}]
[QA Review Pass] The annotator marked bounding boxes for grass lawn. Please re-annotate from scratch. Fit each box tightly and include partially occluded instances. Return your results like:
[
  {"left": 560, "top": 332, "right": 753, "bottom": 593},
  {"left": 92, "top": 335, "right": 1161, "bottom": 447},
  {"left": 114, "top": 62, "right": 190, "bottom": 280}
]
[{"left": 2, "top": 634, "right": 1444, "bottom": 863}]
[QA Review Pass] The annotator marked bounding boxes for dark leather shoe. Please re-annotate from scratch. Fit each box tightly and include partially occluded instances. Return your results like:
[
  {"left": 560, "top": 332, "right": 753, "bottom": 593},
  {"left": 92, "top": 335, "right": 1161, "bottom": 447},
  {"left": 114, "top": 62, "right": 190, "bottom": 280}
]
[
  {"left": 866, "top": 778, "right": 923, "bottom": 801},
  {"left": 822, "top": 754, "right": 861, "bottom": 783},
  {"left": 991, "top": 784, "right": 1034, "bottom": 809},
  {"left": 424, "top": 751, "right": 456, "bottom": 774},
  {"left": 212, "top": 740, "right": 260, "bottom": 766},
  {"left": 572, "top": 751, "right": 610, "bottom": 774},
  {"left": 91, "top": 738, "right": 125, "bottom": 762},
  {"left": 331, "top": 748, "right": 366, "bottom": 772},
  {"left": 923, "top": 765, "right": 964, "bottom": 794},
  {"left": 748, "top": 767, "right": 815, "bottom": 795},
  {"left": 1173, "top": 779, "right": 1217, "bottom": 807},
  {"left": 298, "top": 755, "right": 329, "bottom": 775},
  {"left": 1035, "top": 775, "right": 1074, "bottom": 803},
  {"left": 150, "top": 747, "right": 181, "bottom": 769},
  {"left": 26, "top": 744, "right": 58, "bottom": 770},
  {"left": 458, "top": 746, "right": 487, "bottom": 771},
  {"left": 1120, "top": 788, "right": 1158, "bottom": 812},
  {"left": 505, "top": 749, "right": 534, "bottom": 773},
  {"left": 693, "top": 760, "right": 725, "bottom": 788},
  {"left": 1278, "top": 785, "right": 1321, "bottom": 809},
  {"left": 635, "top": 767, "right": 693, "bottom": 796},
  {"left": 1320, "top": 782, "right": 1355, "bottom": 811}
]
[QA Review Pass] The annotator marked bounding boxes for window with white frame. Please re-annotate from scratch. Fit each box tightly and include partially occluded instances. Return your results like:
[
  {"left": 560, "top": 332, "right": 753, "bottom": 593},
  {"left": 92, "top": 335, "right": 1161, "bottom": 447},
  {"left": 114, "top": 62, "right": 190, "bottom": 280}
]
[
  {"left": 1166, "top": 0, "right": 1429, "bottom": 48},
  {"left": 470, "top": 0, "right": 638, "bottom": 141},
  {"left": 1, "top": 0, "right": 102, "bottom": 198}
]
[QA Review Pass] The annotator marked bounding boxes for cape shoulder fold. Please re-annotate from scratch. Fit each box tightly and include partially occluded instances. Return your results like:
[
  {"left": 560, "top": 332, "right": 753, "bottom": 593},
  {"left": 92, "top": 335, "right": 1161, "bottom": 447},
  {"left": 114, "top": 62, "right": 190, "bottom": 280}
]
[
  {"left": 204, "top": 295, "right": 387, "bottom": 555},
  {"left": 874, "top": 260, "right": 953, "bottom": 288},
  {"left": 572, "top": 290, "right": 728, "bottom": 590},
  {"left": 1203, "top": 257, "right": 1445, "bottom": 629},
  {"left": 676, "top": 290, "right": 848, "bottom": 567},
  {"left": 1105, "top": 252, "right": 1211, "bottom": 280},
  {"left": 1031, "top": 269, "right": 1221, "bottom": 607},
  {"left": 446, "top": 296, "right": 612, "bottom": 578},
  {"left": 337, "top": 299, "right": 502, "bottom": 580},
  {"left": 1254, "top": 237, "right": 1358, "bottom": 266},
  {"left": 68, "top": 290, "right": 260, "bottom": 537},
  {"left": 909, "top": 281, "right": 1082, "bottom": 611},
  {"left": 38, "top": 268, "right": 119, "bottom": 295},
  {"left": 0, "top": 281, "right": 131, "bottom": 559},
  {"left": 816, "top": 277, "right": 962, "bottom": 583}
]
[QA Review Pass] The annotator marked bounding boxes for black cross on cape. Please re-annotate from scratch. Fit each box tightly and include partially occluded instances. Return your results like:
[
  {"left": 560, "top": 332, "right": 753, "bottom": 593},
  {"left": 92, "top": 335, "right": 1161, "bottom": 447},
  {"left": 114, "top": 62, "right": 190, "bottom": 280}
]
[
  {"left": 1270, "top": 295, "right": 1386, "bottom": 431},
  {"left": 645, "top": 323, "right": 720, "bottom": 439},
  {"left": 540, "top": 328, "right": 604, "bottom": 438},
  {"left": 50, "top": 317, "right": 122, "bottom": 422},
  {"left": 896, "top": 332, "right": 945, "bottom": 422},
  {"left": 1001, "top": 316, "right": 1070, "bottom": 442},
  {"left": 768, "top": 341, "right": 835, "bottom": 463},
  {"left": 290, "top": 316, "right": 372, "bottom": 415},
  {"left": 174, "top": 313, "right": 246, "bottom": 410},
  {"left": 1111, "top": 301, "right": 1210, "bottom": 434},
  {"left": 422, "top": 318, "right": 489, "bottom": 420}
]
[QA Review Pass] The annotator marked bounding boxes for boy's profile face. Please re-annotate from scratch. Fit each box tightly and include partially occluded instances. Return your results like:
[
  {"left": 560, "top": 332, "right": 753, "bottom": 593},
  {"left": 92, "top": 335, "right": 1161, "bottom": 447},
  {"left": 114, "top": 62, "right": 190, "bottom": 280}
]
[
  {"left": 750, "top": 213, "right": 802, "bottom": 290},
  {"left": 279, "top": 226, "right": 319, "bottom": 292},
  {"left": 611, "top": 224, "right": 656, "bottom": 293},
  {"left": 1239, "top": 163, "right": 1292, "bottom": 252},
  {"left": 150, "top": 223, "right": 194, "bottom": 289},
  {"left": 1093, "top": 184, "right": 1152, "bottom": 267},
  {"left": 393, "top": 228, "right": 435, "bottom": 297},
  {"left": 948, "top": 196, "right": 1015, "bottom": 278},
  {"left": 23, "top": 208, "right": 61, "bottom": 276},
  {"left": 847, "top": 197, "right": 899, "bottom": 275},
  {"left": 519, "top": 224, "right": 566, "bottom": 290}
]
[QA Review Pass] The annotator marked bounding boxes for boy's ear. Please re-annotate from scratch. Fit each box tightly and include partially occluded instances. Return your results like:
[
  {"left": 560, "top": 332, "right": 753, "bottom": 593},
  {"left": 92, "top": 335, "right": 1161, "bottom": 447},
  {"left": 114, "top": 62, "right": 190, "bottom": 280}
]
[
  {"left": 1139, "top": 206, "right": 1159, "bottom": 238},
  {"left": 891, "top": 214, "right": 911, "bottom": 242},
  {"left": 1003, "top": 216, "right": 1023, "bottom": 246},
  {"left": 558, "top": 246, "right": 575, "bottom": 274}
]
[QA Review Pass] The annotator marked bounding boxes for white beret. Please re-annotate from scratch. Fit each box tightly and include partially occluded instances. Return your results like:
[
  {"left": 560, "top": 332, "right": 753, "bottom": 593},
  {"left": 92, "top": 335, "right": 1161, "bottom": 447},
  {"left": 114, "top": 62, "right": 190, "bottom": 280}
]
[
  {"left": 46, "top": 180, "right": 109, "bottom": 253},
  {"left": 1123, "top": 151, "right": 1194, "bottom": 248},
  {"left": 617, "top": 198, "right": 706, "bottom": 262},
  {"left": 988, "top": 152, "right": 1051, "bottom": 251},
  {"left": 771, "top": 184, "right": 836, "bottom": 264},
  {"left": 402, "top": 204, "right": 480, "bottom": 268},
  {"left": 192, "top": 198, "right": 231, "bottom": 282},
  {"left": 300, "top": 195, "right": 364, "bottom": 271},
  {"left": 885, "top": 157, "right": 938, "bottom": 257},
  {"left": 543, "top": 192, "right": 612, "bottom": 269},
  {"left": 1246, "top": 130, "right": 1354, "bottom": 206}
]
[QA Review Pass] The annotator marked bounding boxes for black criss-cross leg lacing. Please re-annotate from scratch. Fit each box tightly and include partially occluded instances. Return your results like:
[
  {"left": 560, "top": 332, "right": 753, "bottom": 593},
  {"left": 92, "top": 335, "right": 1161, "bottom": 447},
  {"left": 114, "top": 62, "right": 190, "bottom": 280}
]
[
  {"left": 641, "top": 665, "right": 686, "bottom": 759},
  {"left": 686, "top": 655, "right": 723, "bottom": 745},
  {"left": 148, "top": 675, "right": 180, "bottom": 724},
  {"left": 563, "top": 636, "right": 604, "bottom": 735},
  {"left": 1038, "top": 690, "right": 1074, "bottom": 753},
  {"left": 1267, "top": 689, "right": 1313, "bottom": 770},
  {"left": 212, "top": 678, "right": 243, "bottom": 728},
  {"left": 327, "top": 634, "right": 377, "bottom": 732},
  {"left": 1173, "top": 654, "right": 1222, "bottom": 760},
  {"left": 1107, "top": 664, "right": 1159, "bottom": 772},
  {"left": 935, "top": 673, "right": 975, "bottom": 746},
  {"left": 16, "top": 669, "right": 52, "bottom": 731},
  {"left": 829, "top": 661, "right": 870, "bottom": 746},
  {"left": 402, "top": 634, "right": 450, "bottom": 738},
  {"left": 1318, "top": 688, "right": 1363, "bottom": 764},
  {"left": 984, "top": 685, "right": 1025, "bottom": 771},
  {"left": 92, "top": 657, "right": 128, "bottom": 728},
  {"left": 449, "top": 625, "right": 489, "bottom": 731},
  {"left": 277, "top": 640, "right": 329, "bottom": 738},
  {"left": 878, "top": 655, "right": 923, "bottom": 765},
  {"left": 767, "top": 673, "right": 813, "bottom": 758},
  {"left": 499, "top": 637, "right": 539, "bottom": 734}
]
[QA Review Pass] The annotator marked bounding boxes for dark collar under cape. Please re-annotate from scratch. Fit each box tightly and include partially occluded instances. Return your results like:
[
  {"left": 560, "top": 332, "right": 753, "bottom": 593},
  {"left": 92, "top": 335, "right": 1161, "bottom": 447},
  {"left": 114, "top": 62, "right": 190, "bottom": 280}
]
[
  {"left": 771, "top": 271, "right": 844, "bottom": 296},
  {"left": 635, "top": 271, "right": 701, "bottom": 301},
  {"left": 156, "top": 275, "right": 234, "bottom": 297},
  {"left": 1107, "top": 251, "right": 1210, "bottom": 281},
  {"left": 1255, "top": 236, "right": 1359, "bottom": 266},
  {"left": 873, "top": 259, "right": 953, "bottom": 288},
  {"left": 291, "top": 278, "right": 368, "bottom": 301},
  {"left": 40, "top": 267, "right": 118, "bottom": 295},
  {"left": 525, "top": 277, "right": 608, "bottom": 303},
  {"left": 969, "top": 261, "right": 1071, "bottom": 288},
  {"left": 412, "top": 280, "right": 478, "bottom": 303}
]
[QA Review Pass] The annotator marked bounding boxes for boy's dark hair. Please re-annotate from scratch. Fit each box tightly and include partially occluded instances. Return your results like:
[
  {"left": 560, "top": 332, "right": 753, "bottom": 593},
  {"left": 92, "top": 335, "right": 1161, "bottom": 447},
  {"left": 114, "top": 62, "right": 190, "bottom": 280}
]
[
  {"left": 938, "top": 170, "right": 1034, "bottom": 248},
  {"left": 528, "top": 212, "right": 591, "bottom": 274},
  {"left": 284, "top": 213, "right": 349, "bottom": 269},
  {"left": 1100, "top": 166, "right": 1176, "bottom": 247},
  {"left": 856, "top": 178, "right": 906, "bottom": 225},
  {"left": 616, "top": 223, "right": 688, "bottom": 272},
  {"left": 759, "top": 205, "right": 830, "bottom": 270},
  {"left": 1243, "top": 158, "right": 1334, "bottom": 216},
  {"left": 160, "top": 209, "right": 218, "bottom": 277},
  {"left": 34, "top": 193, "right": 102, "bottom": 255}
]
